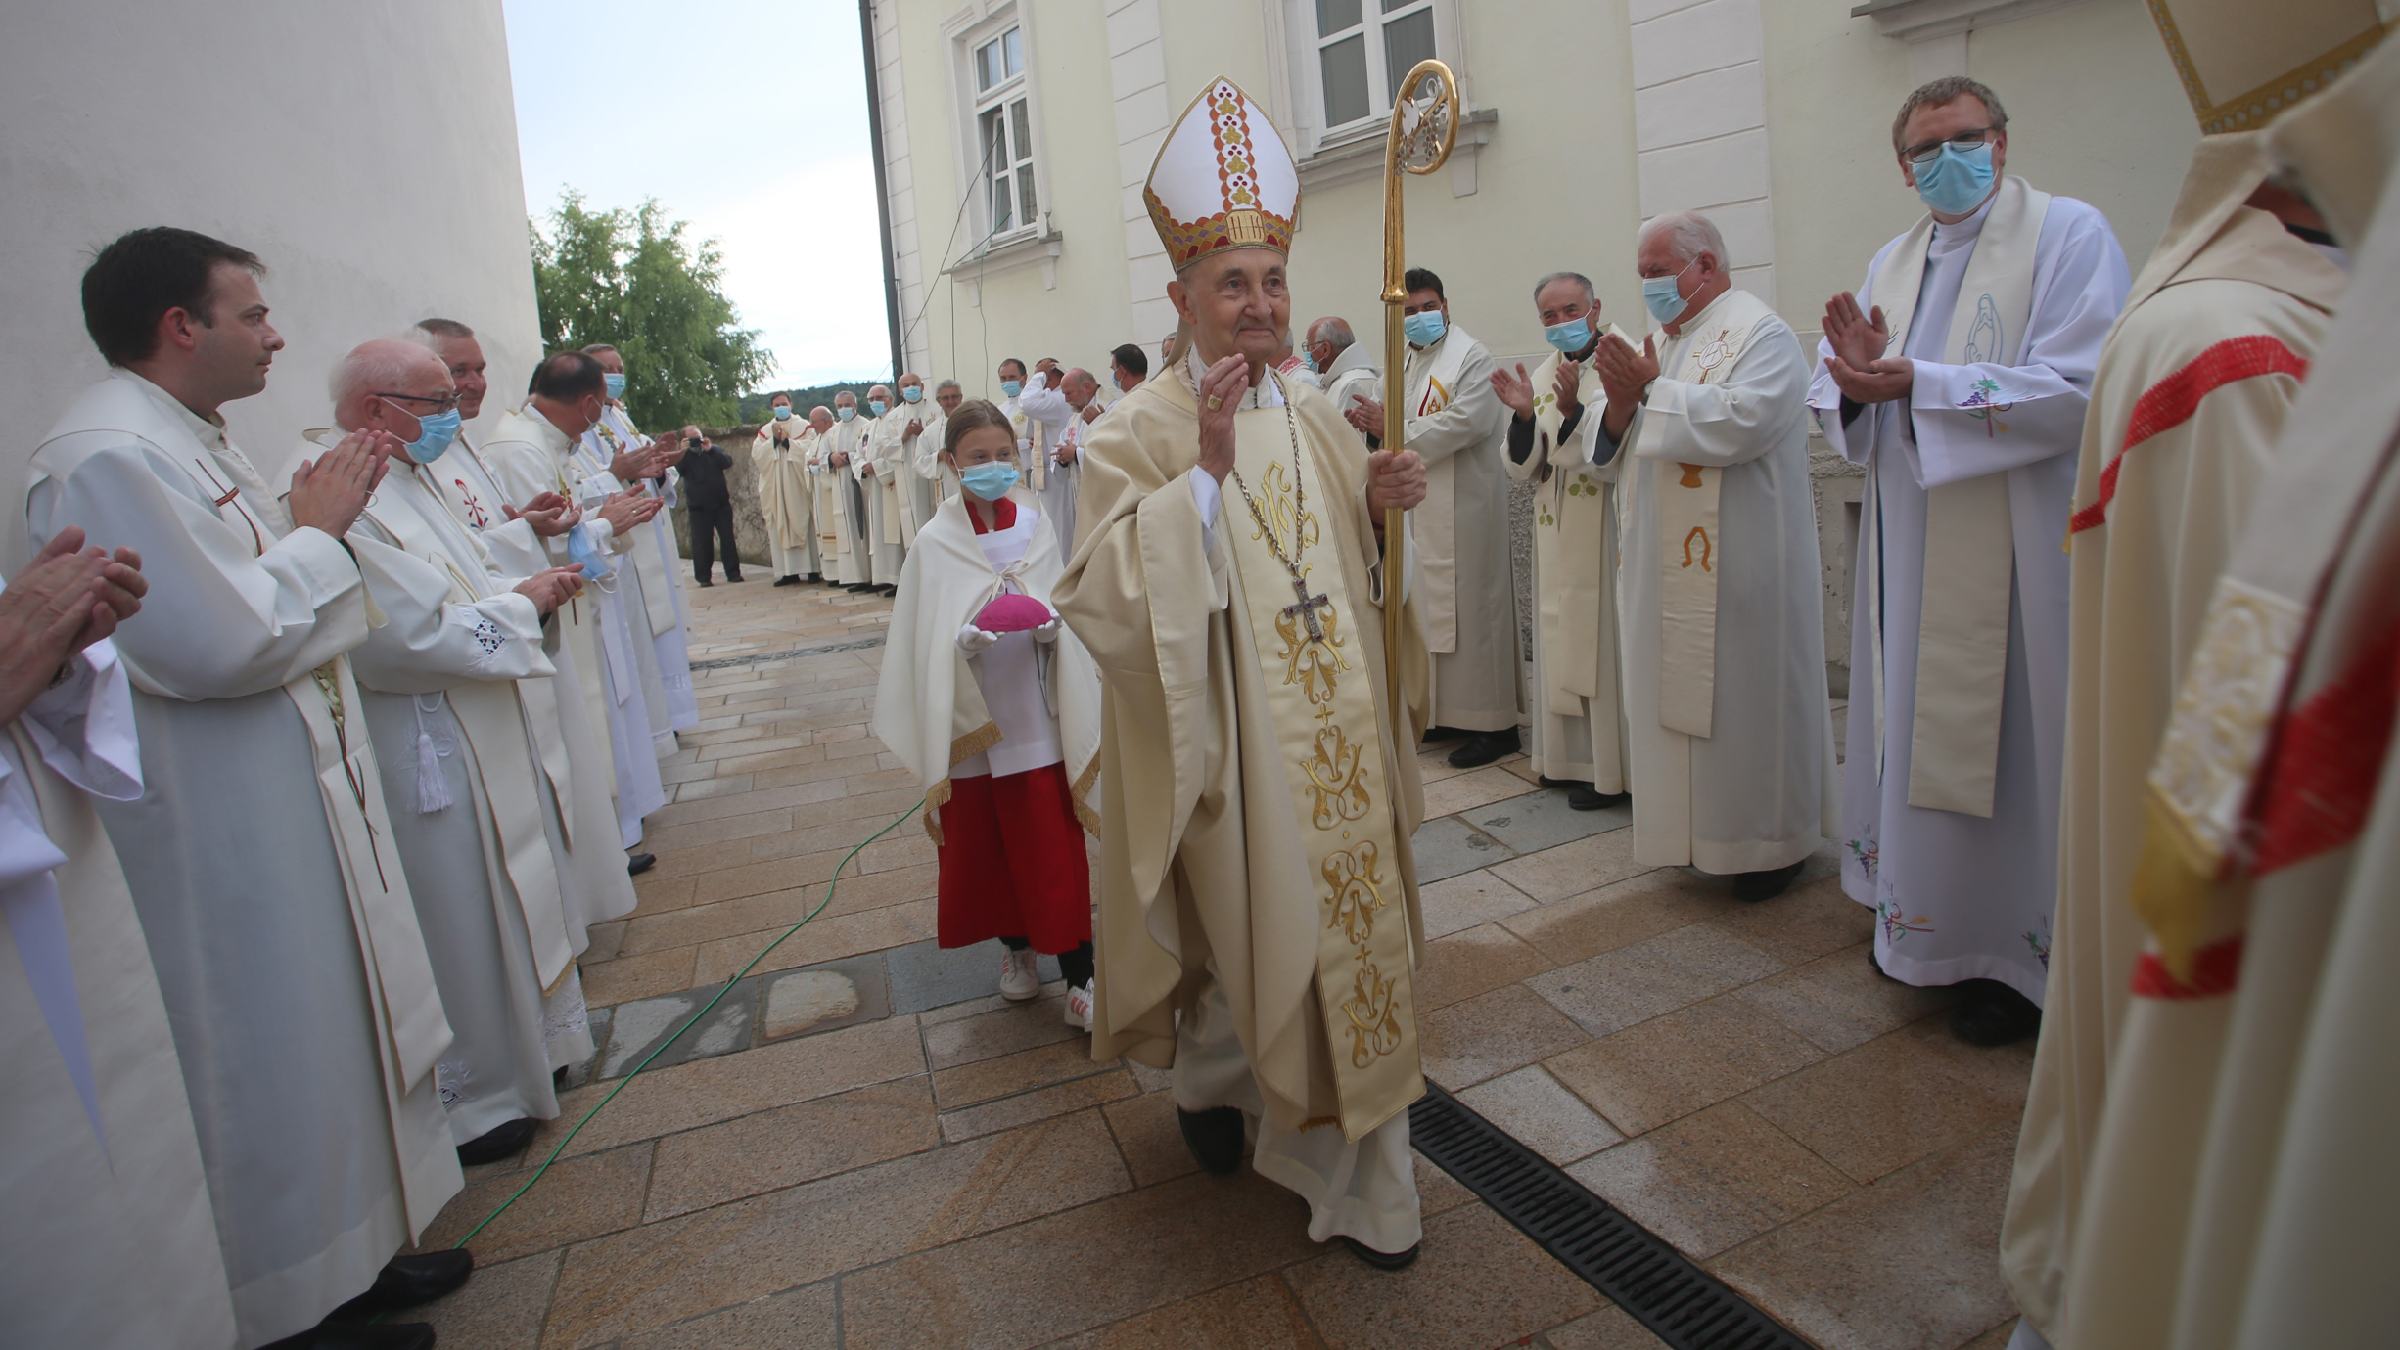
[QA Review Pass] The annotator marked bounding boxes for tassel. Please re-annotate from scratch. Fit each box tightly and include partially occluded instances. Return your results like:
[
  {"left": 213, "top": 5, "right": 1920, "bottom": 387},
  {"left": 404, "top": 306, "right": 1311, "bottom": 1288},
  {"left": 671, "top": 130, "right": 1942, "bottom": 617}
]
[{"left": 415, "top": 727, "right": 452, "bottom": 815}]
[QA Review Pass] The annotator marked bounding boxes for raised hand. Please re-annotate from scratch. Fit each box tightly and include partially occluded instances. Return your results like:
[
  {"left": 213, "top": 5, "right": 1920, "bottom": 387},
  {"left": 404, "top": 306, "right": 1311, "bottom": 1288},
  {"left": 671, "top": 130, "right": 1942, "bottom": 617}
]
[
  {"left": 1592, "top": 333, "right": 1658, "bottom": 416},
  {"left": 1195, "top": 355, "right": 1249, "bottom": 483},
  {"left": 288, "top": 430, "right": 384, "bottom": 538},
  {"left": 0, "top": 528, "right": 130, "bottom": 724},
  {"left": 1551, "top": 358, "right": 1585, "bottom": 417},
  {"left": 1345, "top": 396, "right": 1385, "bottom": 438},
  {"left": 504, "top": 495, "right": 582, "bottom": 538},
  {"left": 1822, "top": 292, "right": 1890, "bottom": 372},
  {"left": 1491, "top": 363, "right": 1537, "bottom": 420}
]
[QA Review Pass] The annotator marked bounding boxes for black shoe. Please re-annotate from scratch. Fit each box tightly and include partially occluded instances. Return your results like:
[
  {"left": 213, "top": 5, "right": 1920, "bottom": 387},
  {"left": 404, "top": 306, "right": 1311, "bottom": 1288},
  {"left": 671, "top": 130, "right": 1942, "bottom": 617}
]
[
  {"left": 261, "top": 1323, "right": 437, "bottom": 1350},
  {"left": 626, "top": 852, "right": 656, "bottom": 877},
  {"left": 1537, "top": 776, "right": 1583, "bottom": 790},
  {"left": 327, "top": 1250, "right": 474, "bottom": 1321},
  {"left": 845, "top": 582, "right": 877, "bottom": 593},
  {"left": 1446, "top": 728, "right": 1520, "bottom": 770},
  {"left": 773, "top": 575, "right": 800, "bottom": 587},
  {"left": 1729, "top": 861, "right": 1804, "bottom": 903},
  {"left": 697, "top": 579, "right": 713, "bottom": 588},
  {"left": 726, "top": 574, "right": 745, "bottom": 582},
  {"left": 1950, "top": 980, "right": 2042, "bottom": 1047},
  {"left": 1567, "top": 786, "right": 1628, "bottom": 812},
  {"left": 877, "top": 584, "right": 898, "bottom": 597},
  {"left": 456, "top": 1116, "right": 536, "bottom": 1167},
  {"left": 1176, "top": 1105, "right": 1244, "bottom": 1176},
  {"left": 1341, "top": 1236, "right": 1422, "bottom": 1271},
  {"left": 1421, "top": 726, "right": 1468, "bottom": 745}
]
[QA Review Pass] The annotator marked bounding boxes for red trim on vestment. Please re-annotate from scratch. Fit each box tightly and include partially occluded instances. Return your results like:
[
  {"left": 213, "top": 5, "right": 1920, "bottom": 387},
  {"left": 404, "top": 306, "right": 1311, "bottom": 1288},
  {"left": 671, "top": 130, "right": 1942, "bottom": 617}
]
[
  {"left": 2068, "top": 335, "right": 2309, "bottom": 535},
  {"left": 2131, "top": 934, "right": 2245, "bottom": 1000},
  {"left": 968, "top": 497, "right": 1018, "bottom": 535},
  {"left": 2250, "top": 612, "right": 2400, "bottom": 876}
]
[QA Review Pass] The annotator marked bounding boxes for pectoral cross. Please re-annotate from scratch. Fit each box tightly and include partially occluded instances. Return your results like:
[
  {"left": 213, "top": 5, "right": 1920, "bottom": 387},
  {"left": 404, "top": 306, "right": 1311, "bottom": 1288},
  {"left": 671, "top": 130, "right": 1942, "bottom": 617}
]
[{"left": 1284, "top": 572, "right": 1332, "bottom": 642}]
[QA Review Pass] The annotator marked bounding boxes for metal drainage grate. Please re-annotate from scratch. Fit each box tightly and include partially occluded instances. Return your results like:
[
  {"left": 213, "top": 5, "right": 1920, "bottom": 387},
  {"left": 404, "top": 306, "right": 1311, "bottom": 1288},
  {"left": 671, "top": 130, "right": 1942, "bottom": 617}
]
[{"left": 1409, "top": 1082, "right": 1809, "bottom": 1350}]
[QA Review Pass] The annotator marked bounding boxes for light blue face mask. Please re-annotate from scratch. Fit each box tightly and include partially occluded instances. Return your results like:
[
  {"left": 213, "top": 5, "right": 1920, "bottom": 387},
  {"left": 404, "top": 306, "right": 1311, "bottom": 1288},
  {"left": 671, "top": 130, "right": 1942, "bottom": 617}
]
[
  {"left": 603, "top": 372, "right": 627, "bottom": 401},
  {"left": 999, "top": 379, "right": 1024, "bottom": 399},
  {"left": 1543, "top": 316, "right": 1594, "bottom": 355},
  {"left": 959, "top": 462, "right": 1020, "bottom": 501},
  {"left": 900, "top": 386, "right": 923, "bottom": 403},
  {"left": 565, "top": 521, "right": 614, "bottom": 580},
  {"left": 401, "top": 408, "right": 461, "bottom": 465},
  {"left": 1299, "top": 347, "right": 1319, "bottom": 373},
  {"left": 1642, "top": 259, "right": 1697, "bottom": 326},
  {"left": 867, "top": 399, "right": 887, "bottom": 416},
  {"left": 1403, "top": 310, "right": 1447, "bottom": 348},
  {"left": 772, "top": 404, "right": 792, "bottom": 421},
  {"left": 836, "top": 406, "right": 856, "bottom": 422},
  {"left": 1912, "top": 140, "right": 1998, "bottom": 217}
]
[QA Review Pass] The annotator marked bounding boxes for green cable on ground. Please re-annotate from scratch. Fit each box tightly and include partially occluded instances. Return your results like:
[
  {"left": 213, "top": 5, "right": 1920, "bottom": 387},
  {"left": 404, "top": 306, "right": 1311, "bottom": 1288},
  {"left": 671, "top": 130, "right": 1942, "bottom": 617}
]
[{"left": 448, "top": 794, "right": 928, "bottom": 1249}]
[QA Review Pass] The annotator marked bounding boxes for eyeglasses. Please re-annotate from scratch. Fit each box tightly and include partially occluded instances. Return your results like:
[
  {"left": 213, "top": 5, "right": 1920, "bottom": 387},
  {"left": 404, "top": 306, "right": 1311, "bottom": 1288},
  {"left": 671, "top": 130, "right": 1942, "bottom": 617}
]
[
  {"left": 1902, "top": 127, "right": 1998, "bottom": 166},
  {"left": 376, "top": 391, "right": 460, "bottom": 414}
]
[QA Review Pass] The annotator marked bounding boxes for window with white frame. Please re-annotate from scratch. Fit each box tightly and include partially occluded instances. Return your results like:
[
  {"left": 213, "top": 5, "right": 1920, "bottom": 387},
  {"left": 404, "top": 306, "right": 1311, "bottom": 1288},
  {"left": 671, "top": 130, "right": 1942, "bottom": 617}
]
[
  {"left": 970, "top": 22, "right": 1038, "bottom": 243},
  {"left": 1308, "top": 0, "right": 1442, "bottom": 139}
]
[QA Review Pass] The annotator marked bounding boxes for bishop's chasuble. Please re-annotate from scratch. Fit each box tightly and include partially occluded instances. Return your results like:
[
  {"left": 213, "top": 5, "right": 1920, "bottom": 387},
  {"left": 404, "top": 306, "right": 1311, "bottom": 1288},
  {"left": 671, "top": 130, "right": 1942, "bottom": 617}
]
[
  {"left": 1503, "top": 342, "right": 1631, "bottom": 795},
  {"left": 1602, "top": 289, "right": 1837, "bottom": 873},
  {"left": 1055, "top": 361, "right": 1430, "bottom": 1251},
  {"left": 1811, "top": 178, "right": 2130, "bottom": 1002},
  {"left": 1999, "top": 131, "right": 2346, "bottom": 1341},
  {"left": 1399, "top": 323, "right": 1523, "bottom": 734},
  {"left": 28, "top": 371, "right": 459, "bottom": 1344},
  {"left": 754, "top": 419, "right": 819, "bottom": 579}
]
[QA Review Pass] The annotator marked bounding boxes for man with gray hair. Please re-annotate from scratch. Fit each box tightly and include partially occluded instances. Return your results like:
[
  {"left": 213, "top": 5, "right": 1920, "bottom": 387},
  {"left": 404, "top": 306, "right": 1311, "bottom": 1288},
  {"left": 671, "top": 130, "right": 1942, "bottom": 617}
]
[
  {"left": 1584, "top": 210, "right": 1836, "bottom": 902},
  {"left": 911, "top": 379, "right": 964, "bottom": 496},
  {"left": 1809, "top": 75, "right": 2129, "bottom": 1047},
  {"left": 1306, "top": 316, "right": 1378, "bottom": 420}
]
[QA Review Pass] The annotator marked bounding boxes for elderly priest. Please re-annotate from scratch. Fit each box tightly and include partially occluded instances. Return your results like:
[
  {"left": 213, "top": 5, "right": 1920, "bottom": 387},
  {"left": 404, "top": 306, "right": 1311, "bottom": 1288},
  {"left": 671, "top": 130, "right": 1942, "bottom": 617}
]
[{"left": 1056, "top": 75, "right": 1433, "bottom": 1269}]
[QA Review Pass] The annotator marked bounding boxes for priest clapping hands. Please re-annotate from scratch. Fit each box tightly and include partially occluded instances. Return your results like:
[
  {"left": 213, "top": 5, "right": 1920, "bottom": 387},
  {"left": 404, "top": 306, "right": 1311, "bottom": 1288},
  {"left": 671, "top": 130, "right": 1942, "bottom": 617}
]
[
  {"left": 1820, "top": 292, "right": 1911, "bottom": 404},
  {"left": 1591, "top": 331, "right": 1659, "bottom": 437},
  {"left": 504, "top": 491, "right": 582, "bottom": 537},
  {"left": 598, "top": 490, "right": 663, "bottom": 533},
  {"left": 608, "top": 439, "right": 663, "bottom": 482},
  {"left": 0, "top": 525, "right": 145, "bottom": 724},
  {"left": 287, "top": 426, "right": 389, "bottom": 537}
]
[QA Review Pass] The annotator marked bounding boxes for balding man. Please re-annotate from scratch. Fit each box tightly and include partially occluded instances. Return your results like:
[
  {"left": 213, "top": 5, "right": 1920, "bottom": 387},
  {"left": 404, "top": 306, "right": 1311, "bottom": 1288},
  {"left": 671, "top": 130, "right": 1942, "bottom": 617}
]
[
  {"left": 1306, "top": 316, "right": 1378, "bottom": 421},
  {"left": 857, "top": 382, "right": 906, "bottom": 586},
  {"left": 1048, "top": 367, "right": 1105, "bottom": 552},
  {"left": 313, "top": 338, "right": 597, "bottom": 1169},
  {"left": 411, "top": 318, "right": 512, "bottom": 536},
  {"left": 1588, "top": 210, "right": 1835, "bottom": 902}
]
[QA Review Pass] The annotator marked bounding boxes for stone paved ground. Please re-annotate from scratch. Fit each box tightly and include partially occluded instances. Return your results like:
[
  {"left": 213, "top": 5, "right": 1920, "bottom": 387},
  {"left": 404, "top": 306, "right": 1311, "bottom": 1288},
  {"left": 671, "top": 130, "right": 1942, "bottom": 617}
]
[{"left": 413, "top": 565, "right": 2031, "bottom": 1350}]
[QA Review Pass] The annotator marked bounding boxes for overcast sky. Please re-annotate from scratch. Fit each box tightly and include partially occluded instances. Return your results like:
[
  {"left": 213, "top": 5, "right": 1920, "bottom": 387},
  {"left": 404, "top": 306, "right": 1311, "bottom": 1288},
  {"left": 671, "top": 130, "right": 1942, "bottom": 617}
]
[{"left": 504, "top": 0, "right": 891, "bottom": 389}]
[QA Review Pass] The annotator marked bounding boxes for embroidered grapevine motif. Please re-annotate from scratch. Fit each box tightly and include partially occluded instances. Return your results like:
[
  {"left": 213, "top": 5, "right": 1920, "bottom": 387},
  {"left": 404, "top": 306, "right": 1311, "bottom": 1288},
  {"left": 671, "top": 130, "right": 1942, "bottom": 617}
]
[
  {"left": 1876, "top": 896, "right": 1935, "bottom": 944},
  {"left": 1847, "top": 836, "right": 1879, "bottom": 879},
  {"left": 2023, "top": 919, "right": 2052, "bottom": 969},
  {"left": 1959, "top": 377, "right": 2014, "bottom": 438}
]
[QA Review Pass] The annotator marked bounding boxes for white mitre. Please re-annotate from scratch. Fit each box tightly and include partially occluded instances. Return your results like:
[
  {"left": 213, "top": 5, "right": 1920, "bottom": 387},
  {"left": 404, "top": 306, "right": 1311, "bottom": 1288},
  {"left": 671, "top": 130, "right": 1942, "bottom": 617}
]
[
  {"left": 1143, "top": 75, "right": 1301, "bottom": 270},
  {"left": 2147, "top": 0, "right": 2392, "bottom": 134}
]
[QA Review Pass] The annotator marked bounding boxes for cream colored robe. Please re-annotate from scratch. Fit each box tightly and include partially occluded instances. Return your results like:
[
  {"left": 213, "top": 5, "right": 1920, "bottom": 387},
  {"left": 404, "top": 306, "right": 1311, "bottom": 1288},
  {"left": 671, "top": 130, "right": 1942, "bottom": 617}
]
[
  {"left": 1400, "top": 323, "right": 1522, "bottom": 733},
  {"left": 2057, "top": 41, "right": 2400, "bottom": 1350},
  {"left": 832, "top": 416, "right": 876, "bottom": 583},
  {"left": 593, "top": 405, "right": 697, "bottom": 731},
  {"left": 1601, "top": 290, "right": 1837, "bottom": 873},
  {"left": 1, "top": 626, "right": 236, "bottom": 1349},
  {"left": 1503, "top": 346, "right": 1630, "bottom": 793},
  {"left": 911, "top": 408, "right": 955, "bottom": 503},
  {"left": 1055, "top": 363, "right": 1430, "bottom": 1139},
  {"left": 28, "top": 372, "right": 459, "bottom": 1343},
  {"left": 809, "top": 424, "right": 860, "bottom": 585},
  {"left": 857, "top": 411, "right": 907, "bottom": 583},
  {"left": 754, "top": 418, "right": 818, "bottom": 578},
  {"left": 1999, "top": 134, "right": 2345, "bottom": 1341},
  {"left": 895, "top": 400, "right": 941, "bottom": 536}
]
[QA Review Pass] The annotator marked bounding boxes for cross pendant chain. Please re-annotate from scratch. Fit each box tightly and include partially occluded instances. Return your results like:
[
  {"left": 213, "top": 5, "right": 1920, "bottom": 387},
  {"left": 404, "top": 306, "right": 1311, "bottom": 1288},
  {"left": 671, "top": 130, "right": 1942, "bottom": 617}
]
[{"left": 1284, "top": 572, "right": 1332, "bottom": 642}]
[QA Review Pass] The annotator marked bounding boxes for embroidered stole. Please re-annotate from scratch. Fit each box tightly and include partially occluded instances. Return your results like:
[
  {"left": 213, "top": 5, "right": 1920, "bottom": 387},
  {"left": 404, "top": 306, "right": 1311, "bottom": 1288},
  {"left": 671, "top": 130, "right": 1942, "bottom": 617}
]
[
  {"left": 1224, "top": 401, "right": 1422, "bottom": 1140},
  {"left": 1866, "top": 175, "right": 2052, "bottom": 817},
  {"left": 1639, "top": 290, "right": 1773, "bottom": 739},
  {"left": 1403, "top": 334, "right": 1475, "bottom": 653},
  {"left": 1528, "top": 340, "right": 1621, "bottom": 717}
]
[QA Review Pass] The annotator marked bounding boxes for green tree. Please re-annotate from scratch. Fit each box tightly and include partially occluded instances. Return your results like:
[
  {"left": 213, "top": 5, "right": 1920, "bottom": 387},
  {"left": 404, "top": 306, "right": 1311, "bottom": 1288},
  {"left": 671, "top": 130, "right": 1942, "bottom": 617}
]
[{"left": 530, "top": 191, "right": 772, "bottom": 429}]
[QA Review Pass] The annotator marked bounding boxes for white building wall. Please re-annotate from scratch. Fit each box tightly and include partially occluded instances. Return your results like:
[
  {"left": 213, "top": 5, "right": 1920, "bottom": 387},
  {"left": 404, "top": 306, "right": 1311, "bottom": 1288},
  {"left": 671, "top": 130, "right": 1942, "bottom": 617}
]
[{"left": 0, "top": 0, "right": 542, "bottom": 571}]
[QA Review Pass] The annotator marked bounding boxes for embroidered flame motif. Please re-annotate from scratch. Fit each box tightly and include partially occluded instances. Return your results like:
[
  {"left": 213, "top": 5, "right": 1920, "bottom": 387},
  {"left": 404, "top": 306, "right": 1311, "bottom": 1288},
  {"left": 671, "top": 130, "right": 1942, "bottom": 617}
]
[
  {"left": 1682, "top": 526, "right": 1713, "bottom": 571},
  {"left": 1303, "top": 722, "right": 1373, "bottom": 831},
  {"left": 1340, "top": 956, "right": 1405, "bottom": 1069}
]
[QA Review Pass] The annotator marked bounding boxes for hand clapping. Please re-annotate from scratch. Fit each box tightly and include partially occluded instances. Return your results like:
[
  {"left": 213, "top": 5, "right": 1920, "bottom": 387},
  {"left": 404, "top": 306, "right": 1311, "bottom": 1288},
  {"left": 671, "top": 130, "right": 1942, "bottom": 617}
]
[{"left": 1820, "top": 292, "right": 1912, "bottom": 404}]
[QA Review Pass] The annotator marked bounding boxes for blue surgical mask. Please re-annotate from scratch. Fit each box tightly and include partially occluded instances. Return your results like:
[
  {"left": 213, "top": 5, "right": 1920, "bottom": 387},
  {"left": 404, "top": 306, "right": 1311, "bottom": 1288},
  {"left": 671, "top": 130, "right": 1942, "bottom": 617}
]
[
  {"left": 603, "top": 372, "right": 627, "bottom": 400},
  {"left": 900, "top": 386, "right": 923, "bottom": 403},
  {"left": 999, "top": 379, "right": 1024, "bottom": 399},
  {"left": 1543, "top": 316, "right": 1594, "bottom": 355},
  {"left": 1299, "top": 348, "right": 1319, "bottom": 373},
  {"left": 959, "top": 462, "right": 1020, "bottom": 501},
  {"left": 772, "top": 405, "right": 792, "bottom": 421},
  {"left": 836, "top": 407, "right": 856, "bottom": 422},
  {"left": 401, "top": 408, "right": 461, "bottom": 465},
  {"left": 1404, "top": 310, "right": 1447, "bottom": 347},
  {"left": 1913, "top": 140, "right": 1997, "bottom": 217},
  {"left": 565, "top": 521, "right": 613, "bottom": 580},
  {"left": 868, "top": 399, "right": 887, "bottom": 416},
  {"left": 1642, "top": 259, "right": 1697, "bottom": 326}
]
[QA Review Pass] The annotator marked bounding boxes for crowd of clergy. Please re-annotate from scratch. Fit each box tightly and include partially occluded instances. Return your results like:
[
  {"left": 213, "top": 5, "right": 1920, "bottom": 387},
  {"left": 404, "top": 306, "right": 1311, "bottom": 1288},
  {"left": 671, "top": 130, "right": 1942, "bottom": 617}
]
[{"left": 8, "top": 1, "right": 2398, "bottom": 1342}]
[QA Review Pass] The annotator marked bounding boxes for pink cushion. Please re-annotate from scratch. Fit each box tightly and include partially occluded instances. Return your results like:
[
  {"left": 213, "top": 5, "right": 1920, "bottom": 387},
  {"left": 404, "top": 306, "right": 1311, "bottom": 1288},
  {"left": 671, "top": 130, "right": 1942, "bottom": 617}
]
[{"left": 973, "top": 592, "right": 1053, "bottom": 633}]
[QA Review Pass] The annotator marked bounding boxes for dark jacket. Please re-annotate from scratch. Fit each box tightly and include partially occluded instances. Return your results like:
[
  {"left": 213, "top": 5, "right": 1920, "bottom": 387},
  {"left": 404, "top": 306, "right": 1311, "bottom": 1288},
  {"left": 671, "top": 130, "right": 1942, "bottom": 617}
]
[{"left": 679, "top": 441, "right": 735, "bottom": 511}]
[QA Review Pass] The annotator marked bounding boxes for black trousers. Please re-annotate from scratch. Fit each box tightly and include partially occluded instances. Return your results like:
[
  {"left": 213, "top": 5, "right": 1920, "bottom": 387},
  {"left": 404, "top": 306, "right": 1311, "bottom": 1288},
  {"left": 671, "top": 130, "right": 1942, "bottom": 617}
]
[{"left": 687, "top": 504, "right": 740, "bottom": 582}]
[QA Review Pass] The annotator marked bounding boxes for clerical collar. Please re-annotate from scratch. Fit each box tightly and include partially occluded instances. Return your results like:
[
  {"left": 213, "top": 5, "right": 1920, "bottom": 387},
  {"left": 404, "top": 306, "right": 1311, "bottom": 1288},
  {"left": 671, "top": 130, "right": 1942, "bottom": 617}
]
[
  {"left": 1182, "top": 347, "right": 1286, "bottom": 408},
  {"left": 115, "top": 367, "right": 229, "bottom": 448}
]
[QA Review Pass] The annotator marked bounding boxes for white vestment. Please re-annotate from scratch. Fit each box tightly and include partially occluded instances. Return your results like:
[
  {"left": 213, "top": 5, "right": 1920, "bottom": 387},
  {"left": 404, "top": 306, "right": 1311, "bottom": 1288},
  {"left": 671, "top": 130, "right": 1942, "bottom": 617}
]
[
  {"left": 1320, "top": 342, "right": 1380, "bottom": 421},
  {"left": 856, "top": 411, "right": 907, "bottom": 583},
  {"left": 483, "top": 406, "right": 667, "bottom": 847},
  {"left": 1401, "top": 324, "right": 1524, "bottom": 733},
  {"left": 1, "top": 622, "right": 236, "bottom": 1349},
  {"left": 894, "top": 399, "right": 941, "bottom": 536},
  {"left": 753, "top": 419, "right": 819, "bottom": 579},
  {"left": 340, "top": 445, "right": 600, "bottom": 1142},
  {"left": 573, "top": 416, "right": 680, "bottom": 754},
  {"left": 28, "top": 371, "right": 459, "bottom": 1344},
  {"left": 1004, "top": 376, "right": 1077, "bottom": 555},
  {"left": 911, "top": 408, "right": 955, "bottom": 505},
  {"left": 431, "top": 434, "right": 639, "bottom": 943},
  {"left": 592, "top": 405, "right": 698, "bottom": 731},
  {"left": 1811, "top": 191, "right": 2129, "bottom": 1000},
  {"left": 1602, "top": 291, "right": 1836, "bottom": 871}
]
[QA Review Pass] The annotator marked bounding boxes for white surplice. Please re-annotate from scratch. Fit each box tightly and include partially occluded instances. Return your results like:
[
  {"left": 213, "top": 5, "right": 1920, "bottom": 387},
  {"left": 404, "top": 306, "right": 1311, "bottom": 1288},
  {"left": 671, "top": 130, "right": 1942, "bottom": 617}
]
[
  {"left": 592, "top": 404, "right": 698, "bottom": 731},
  {"left": 1600, "top": 291, "right": 1837, "bottom": 871},
  {"left": 828, "top": 415, "right": 876, "bottom": 584},
  {"left": 1, "top": 622, "right": 236, "bottom": 1349},
  {"left": 339, "top": 443, "right": 599, "bottom": 1141},
  {"left": 1811, "top": 195, "right": 2129, "bottom": 1000},
  {"left": 575, "top": 414, "right": 681, "bottom": 752},
  {"left": 893, "top": 399, "right": 941, "bottom": 539},
  {"left": 27, "top": 371, "right": 459, "bottom": 1344},
  {"left": 1015, "top": 373, "right": 1079, "bottom": 556},
  {"left": 856, "top": 411, "right": 907, "bottom": 583},
  {"left": 431, "top": 431, "right": 639, "bottom": 944},
  {"left": 1401, "top": 324, "right": 1524, "bottom": 734},
  {"left": 911, "top": 408, "right": 954, "bottom": 507},
  {"left": 483, "top": 405, "right": 668, "bottom": 848}
]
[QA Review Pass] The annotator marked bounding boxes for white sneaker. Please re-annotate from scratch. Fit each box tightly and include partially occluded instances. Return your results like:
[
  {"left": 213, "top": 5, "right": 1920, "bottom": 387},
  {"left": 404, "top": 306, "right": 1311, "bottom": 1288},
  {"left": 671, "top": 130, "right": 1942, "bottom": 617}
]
[
  {"left": 997, "top": 948, "right": 1041, "bottom": 1002},
  {"left": 1064, "top": 981, "right": 1094, "bottom": 1031}
]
